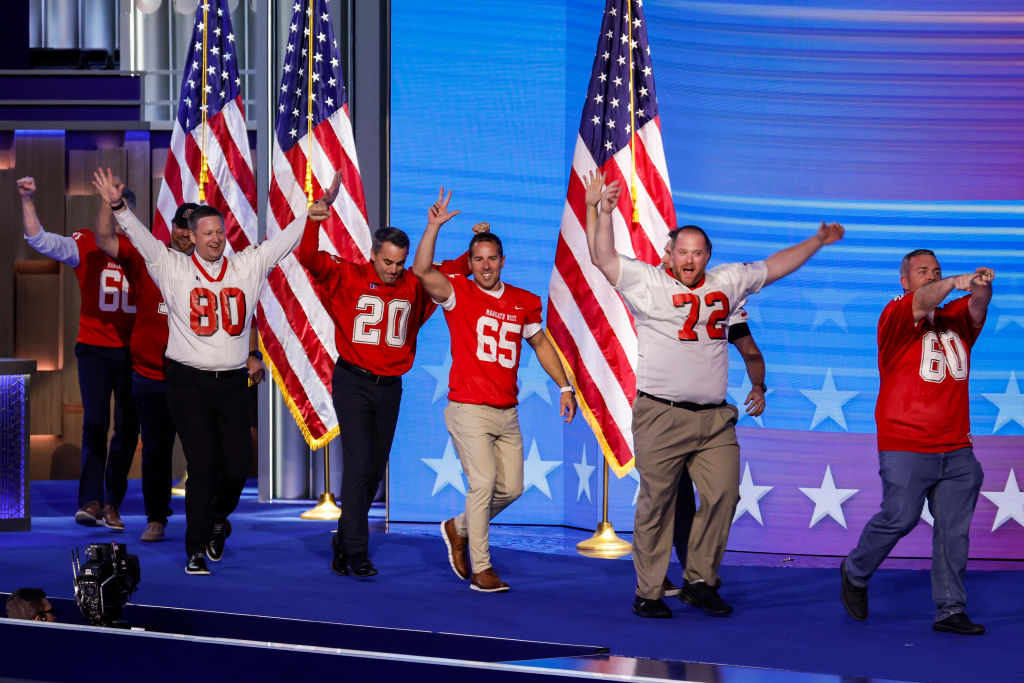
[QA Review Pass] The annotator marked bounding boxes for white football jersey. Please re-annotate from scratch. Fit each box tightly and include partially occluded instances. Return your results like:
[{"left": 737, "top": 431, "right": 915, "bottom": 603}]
[
  {"left": 615, "top": 257, "right": 767, "bottom": 404},
  {"left": 115, "top": 209, "right": 303, "bottom": 371}
]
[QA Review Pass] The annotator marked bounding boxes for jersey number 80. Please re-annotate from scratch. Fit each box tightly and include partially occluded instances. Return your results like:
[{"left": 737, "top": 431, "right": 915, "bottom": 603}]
[{"left": 190, "top": 287, "right": 246, "bottom": 337}]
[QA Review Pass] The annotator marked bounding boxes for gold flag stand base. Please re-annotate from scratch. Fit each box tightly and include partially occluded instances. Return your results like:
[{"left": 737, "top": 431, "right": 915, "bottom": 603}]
[
  {"left": 171, "top": 472, "right": 187, "bottom": 498},
  {"left": 576, "top": 521, "right": 632, "bottom": 559},
  {"left": 300, "top": 492, "right": 342, "bottom": 521}
]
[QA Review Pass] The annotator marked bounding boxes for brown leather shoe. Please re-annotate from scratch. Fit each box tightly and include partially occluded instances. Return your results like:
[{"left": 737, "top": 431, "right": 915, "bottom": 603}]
[
  {"left": 103, "top": 504, "right": 125, "bottom": 531},
  {"left": 140, "top": 521, "right": 165, "bottom": 542},
  {"left": 470, "top": 568, "right": 509, "bottom": 593},
  {"left": 75, "top": 501, "right": 103, "bottom": 526},
  {"left": 441, "top": 518, "right": 470, "bottom": 580}
]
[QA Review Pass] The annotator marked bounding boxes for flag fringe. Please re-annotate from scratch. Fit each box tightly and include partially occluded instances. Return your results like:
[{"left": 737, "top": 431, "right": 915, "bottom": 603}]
[
  {"left": 259, "top": 337, "right": 339, "bottom": 451},
  {"left": 546, "top": 329, "right": 634, "bottom": 479}
]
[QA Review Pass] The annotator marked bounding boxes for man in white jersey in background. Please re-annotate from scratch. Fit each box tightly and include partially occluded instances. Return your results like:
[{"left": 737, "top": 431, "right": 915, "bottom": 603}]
[
  {"left": 585, "top": 171, "right": 844, "bottom": 618},
  {"left": 93, "top": 166, "right": 341, "bottom": 575}
]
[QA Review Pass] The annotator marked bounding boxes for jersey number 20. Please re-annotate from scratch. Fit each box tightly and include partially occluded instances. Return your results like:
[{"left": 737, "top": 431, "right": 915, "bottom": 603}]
[
  {"left": 190, "top": 287, "right": 246, "bottom": 337},
  {"left": 352, "top": 295, "right": 411, "bottom": 347}
]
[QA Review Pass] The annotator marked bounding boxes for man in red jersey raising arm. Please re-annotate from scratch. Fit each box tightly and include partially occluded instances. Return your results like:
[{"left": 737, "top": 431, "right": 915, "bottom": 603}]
[
  {"left": 19, "top": 176, "right": 139, "bottom": 531},
  {"left": 412, "top": 189, "right": 577, "bottom": 593},
  {"left": 842, "top": 250, "right": 993, "bottom": 636},
  {"left": 94, "top": 167, "right": 339, "bottom": 575},
  {"left": 297, "top": 189, "right": 485, "bottom": 579}
]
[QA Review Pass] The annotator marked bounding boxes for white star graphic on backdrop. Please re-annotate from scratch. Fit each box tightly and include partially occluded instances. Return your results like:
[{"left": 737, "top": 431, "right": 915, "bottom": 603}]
[
  {"left": 802, "top": 288, "right": 856, "bottom": 330},
  {"left": 982, "top": 371, "right": 1024, "bottom": 433},
  {"left": 627, "top": 467, "right": 641, "bottom": 506},
  {"left": 920, "top": 498, "right": 934, "bottom": 527},
  {"left": 733, "top": 463, "right": 773, "bottom": 525},
  {"left": 801, "top": 369, "right": 858, "bottom": 430},
  {"left": 574, "top": 446, "right": 596, "bottom": 503},
  {"left": 799, "top": 465, "right": 858, "bottom": 529},
  {"left": 420, "top": 351, "right": 452, "bottom": 403},
  {"left": 517, "top": 351, "right": 553, "bottom": 405},
  {"left": 980, "top": 469, "right": 1024, "bottom": 531},
  {"left": 421, "top": 439, "right": 465, "bottom": 496},
  {"left": 522, "top": 440, "right": 561, "bottom": 499},
  {"left": 727, "top": 375, "right": 772, "bottom": 427},
  {"left": 995, "top": 310, "right": 1024, "bottom": 332}
]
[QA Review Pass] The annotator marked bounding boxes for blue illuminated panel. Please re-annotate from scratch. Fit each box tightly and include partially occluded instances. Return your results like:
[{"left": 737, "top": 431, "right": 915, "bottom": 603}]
[{"left": 0, "top": 374, "right": 28, "bottom": 529}]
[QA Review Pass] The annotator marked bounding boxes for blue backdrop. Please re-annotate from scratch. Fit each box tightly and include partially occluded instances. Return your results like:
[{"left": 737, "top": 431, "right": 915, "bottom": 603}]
[{"left": 386, "top": 0, "right": 1024, "bottom": 550}]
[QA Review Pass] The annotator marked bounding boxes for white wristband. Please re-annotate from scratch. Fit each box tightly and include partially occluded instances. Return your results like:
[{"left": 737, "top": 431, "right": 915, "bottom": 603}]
[{"left": 560, "top": 386, "right": 574, "bottom": 393}]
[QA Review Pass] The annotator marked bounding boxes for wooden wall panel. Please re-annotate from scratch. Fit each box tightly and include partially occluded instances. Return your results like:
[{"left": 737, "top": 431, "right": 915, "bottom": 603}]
[{"left": 13, "top": 260, "right": 62, "bottom": 371}]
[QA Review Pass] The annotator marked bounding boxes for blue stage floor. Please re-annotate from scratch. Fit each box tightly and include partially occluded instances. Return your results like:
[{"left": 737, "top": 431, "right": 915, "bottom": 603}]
[{"left": 1, "top": 480, "right": 1021, "bottom": 682}]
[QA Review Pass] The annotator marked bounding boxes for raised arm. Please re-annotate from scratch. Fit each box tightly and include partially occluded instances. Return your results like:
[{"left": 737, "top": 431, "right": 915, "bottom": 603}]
[
  {"left": 526, "top": 332, "right": 577, "bottom": 423},
  {"left": 94, "top": 168, "right": 165, "bottom": 265},
  {"left": 20, "top": 177, "right": 80, "bottom": 266},
  {"left": 261, "top": 170, "right": 343, "bottom": 270},
  {"left": 912, "top": 268, "right": 994, "bottom": 324},
  {"left": 584, "top": 171, "right": 621, "bottom": 286},
  {"left": 92, "top": 178, "right": 126, "bottom": 259},
  {"left": 763, "top": 221, "right": 844, "bottom": 286},
  {"left": 411, "top": 187, "right": 461, "bottom": 301}
]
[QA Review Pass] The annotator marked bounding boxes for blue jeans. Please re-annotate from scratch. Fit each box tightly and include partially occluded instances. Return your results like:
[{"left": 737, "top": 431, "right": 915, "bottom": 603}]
[
  {"left": 75, "top": 342, "right": 139, "bottom": 509},
  {"left": 846, "top": 447, "right": 983, "bottom": 621},
  {"left": 133, "top": 372, "right": 175, "bottom": 525}
]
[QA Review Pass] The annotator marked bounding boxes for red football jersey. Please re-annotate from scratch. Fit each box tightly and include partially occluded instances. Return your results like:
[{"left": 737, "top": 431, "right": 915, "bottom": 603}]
[
  {"left": 297, "top": 223, "right": 471, "bottom": 377},
  {"left": 71, "top": 230, "right": 135, "bottom": 348},
  {"left": 441, "top": 275, "right": 543, "bottom": 409},
  {"left": 875, "top": 293, "right": 983, "bottom": 452},
  {"left": 117, "top": 241, "right": 170, "bottom": 381}
]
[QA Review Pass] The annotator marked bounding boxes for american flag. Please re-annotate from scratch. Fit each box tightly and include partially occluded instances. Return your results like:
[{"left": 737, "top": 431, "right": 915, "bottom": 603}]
[
  {"left": 547, "top": 0, "right": 676, "bottom": 476},
  {"left": 256, "top": 0, "right": 370, "bottom": 448},
  {"left": 152, "top": 0, "right": 257, "bottom": 253}
]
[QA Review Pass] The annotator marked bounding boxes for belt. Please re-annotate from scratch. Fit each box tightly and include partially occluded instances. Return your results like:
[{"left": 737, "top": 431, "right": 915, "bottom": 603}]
[
  {"left": 336, "top": 358, "right": 399, "bottom": 385},
  {"left": 167, "top": 359, "right": 248, "bottom": 379},
  {"left": 636, "top": 391, "right": 726, "bottom": 412}
]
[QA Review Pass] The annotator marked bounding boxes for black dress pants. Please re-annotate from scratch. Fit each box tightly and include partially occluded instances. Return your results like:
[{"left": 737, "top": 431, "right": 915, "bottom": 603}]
[
  {"left": 332, "top": 361, "right": 402, "bottom": 556},
  {"left": 166, "top": 360, "right": 251, "bottom": 556}
]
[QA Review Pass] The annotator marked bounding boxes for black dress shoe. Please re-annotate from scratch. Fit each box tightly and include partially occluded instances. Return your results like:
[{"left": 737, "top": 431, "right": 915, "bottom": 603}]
[
  {"left": 680, "top": 580, "right": 732, "bottom": 616},
  {"left": 347, "top": 552, "right": 378, "bottom": 577},
  {"left": 185, "top": 553, "right": 210, "bottom": 575},
  {"left": 633, "top": 596, "right": 672, "bottom": 618},
  {"left": 330, "top": 533, "right": 349, "bottom": 576},
  {"left": 933, "top": 613, "right": 985, "bottom": 635},
  {"left": 840, "top": 559, "right": 868, "bottom": 621},
  {"left": 206, "top": 519, "right": 232, "bottom": 562}
]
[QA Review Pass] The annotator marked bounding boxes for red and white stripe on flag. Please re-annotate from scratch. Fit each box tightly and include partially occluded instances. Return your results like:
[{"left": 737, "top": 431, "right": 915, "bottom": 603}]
[
  {"left": 153, "top": 0, "right": 256, "bottom": 253},
  {"left": 255, "top": 0, "right": 370, "bottom": 449},
  {"left": 546, "top": 0, "right": 676, "bottom": 476}
]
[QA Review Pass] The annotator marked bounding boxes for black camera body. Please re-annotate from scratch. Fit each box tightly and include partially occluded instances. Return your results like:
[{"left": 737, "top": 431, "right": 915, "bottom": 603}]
[{"left": 73, "top": 542, "right": 141, "bottom": 626}]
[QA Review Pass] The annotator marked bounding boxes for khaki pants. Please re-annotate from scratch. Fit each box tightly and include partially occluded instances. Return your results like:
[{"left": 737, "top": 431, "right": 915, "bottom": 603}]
[
  {"left": 445, "top": 401, "right": 524, "bottom": 575},
  {"left": 632, "top": 395, "right": 740, "bottom": 599}
]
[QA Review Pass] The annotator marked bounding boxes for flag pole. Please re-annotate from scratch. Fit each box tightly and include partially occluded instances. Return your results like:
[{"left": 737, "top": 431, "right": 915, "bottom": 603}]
[
  {"left": 304, "top": 2, "right": 314, "bottom": 206},
  {"left": 198, "top": 2, "right": 209, "bottom": 203},
  {"left": 576, "top": 460, "right": 632, "bottom": 559},
  {"left": 627, "top": 0, "right": 639, "bottom": 226},
  {"left": 171, "top": 472, "right": 187, "bottom": 497},
  {"left": 301, "top": 440, "right": 342, "bottom": 520}
]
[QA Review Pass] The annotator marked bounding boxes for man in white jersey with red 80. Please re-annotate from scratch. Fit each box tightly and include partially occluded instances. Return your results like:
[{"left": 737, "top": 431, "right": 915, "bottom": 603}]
[
  {"left": 93, "top": 167, "right": 340, "bottom": 575},
  {"left": 412, "top": 189, "right": 577, "bottom": 593},
  {"left": 585, "top": 171, "right": 844, "bottom": 618}
]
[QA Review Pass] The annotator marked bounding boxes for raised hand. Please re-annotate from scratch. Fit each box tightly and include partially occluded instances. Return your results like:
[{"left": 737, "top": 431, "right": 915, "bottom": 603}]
[
  {"left": 599, "top": 179, "right": 621, "bottom": 214},
  {"left": 950, "top": 273, "right": 975, "bottom": 291},
  {"left": 16, "top": 177, "right": 36, "bottom": 199},
  {"left": 472, "top": 221, "right": 490, "bottom": 234},
  {"left": 971, "top": 267, "right": 995, "bottom": 288},
  {"left": 427, "top": 186, "right": 461, "bottom": 229},
  {"left": 308, "top": 199, "right": 331, "bottom": 223},
  {"left": 320, "top": 169, "right": 344, "bottom": 206},
  {"left": 816, "top": 221, "right": 845, "bottom": 245},
  {"left": 583, "top": 170, "right": 604, "bottom": 207},
  {"left": 91, "top": 167, "right": 124, "bottom": 206}
]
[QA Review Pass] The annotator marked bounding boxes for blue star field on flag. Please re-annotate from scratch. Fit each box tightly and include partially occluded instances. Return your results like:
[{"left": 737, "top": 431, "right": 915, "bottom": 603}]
[
  {"left": 274, "top": 0, "right": 347, "bottom": 154},
  {"left": 580, "top": 0, "right": 659, "bottom": 166},
  {"left": 176, "top": 0, "right": 242, "bottom": 132}
]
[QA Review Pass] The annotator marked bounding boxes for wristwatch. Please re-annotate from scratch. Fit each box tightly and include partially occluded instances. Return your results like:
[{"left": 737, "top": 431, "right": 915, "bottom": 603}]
[
  {"left": 249, "top": 350, "right": 264, "bottom": 361},
  {"left": 756, "top": 382, "right": 767, "bottom": 392}
]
